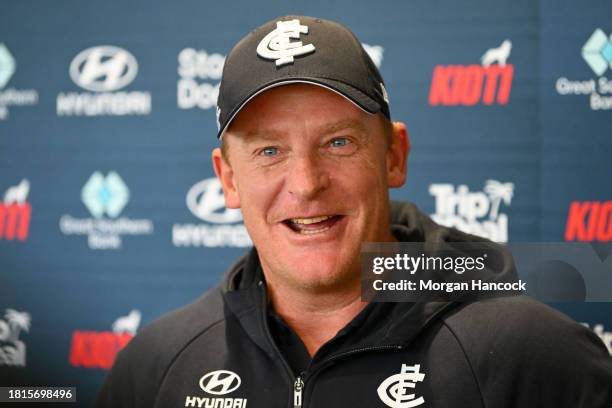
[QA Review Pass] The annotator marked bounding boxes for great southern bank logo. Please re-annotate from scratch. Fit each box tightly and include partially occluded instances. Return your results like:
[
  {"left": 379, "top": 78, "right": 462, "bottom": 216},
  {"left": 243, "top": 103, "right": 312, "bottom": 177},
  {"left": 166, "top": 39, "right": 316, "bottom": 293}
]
[
  {"left": 582, "top": 29, "right": 612, "bottom": 76},
  {"left": 0, "top": 43, "right": 39, "bottom": 120},
  {"left": 172, "top": 178, "right": 251, "bottom": 248},
  {"left": 81, "top": 171, "right": 129, "bottom": 218},
  {"left": 429, "top": 40, "right": 514, "bottom": 106},
  {"left": 57, "top": 45, "right": 151, "bottom": 116},
  {"left": 429, "top": 180, "right": 514, "bottom": 242},
  {"left": 59, "top": 171, "right": 153, "bottom": 249},
  {"left": 377, "top": 364, "right": 426, "bottom": 408},
  {"left": 555, "top": 29, "right": 612, "bottom": 110}
]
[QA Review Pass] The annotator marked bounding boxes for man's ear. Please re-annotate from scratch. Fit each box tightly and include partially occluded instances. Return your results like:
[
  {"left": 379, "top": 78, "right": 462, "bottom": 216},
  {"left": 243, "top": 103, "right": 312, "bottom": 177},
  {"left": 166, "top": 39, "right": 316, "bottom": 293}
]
[
  {"left": 386, "top": 121, "right": 410, "bottom": 188},
  {"left": 212, "top": 147, "right": 241, "bottom": 208}
]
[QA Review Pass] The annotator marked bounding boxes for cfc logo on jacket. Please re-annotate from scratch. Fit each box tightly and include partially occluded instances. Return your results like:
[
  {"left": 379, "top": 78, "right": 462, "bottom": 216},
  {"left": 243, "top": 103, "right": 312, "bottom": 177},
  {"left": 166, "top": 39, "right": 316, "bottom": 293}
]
[{"left": 378, "top": 364, "right": 426, "bottom": 408}]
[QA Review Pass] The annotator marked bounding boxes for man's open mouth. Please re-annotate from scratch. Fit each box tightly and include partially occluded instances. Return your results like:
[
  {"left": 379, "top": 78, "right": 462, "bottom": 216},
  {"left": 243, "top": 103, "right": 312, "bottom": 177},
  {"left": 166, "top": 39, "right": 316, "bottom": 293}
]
[{"left": 282, "top": 215, "right": 344, "bottom": 235}]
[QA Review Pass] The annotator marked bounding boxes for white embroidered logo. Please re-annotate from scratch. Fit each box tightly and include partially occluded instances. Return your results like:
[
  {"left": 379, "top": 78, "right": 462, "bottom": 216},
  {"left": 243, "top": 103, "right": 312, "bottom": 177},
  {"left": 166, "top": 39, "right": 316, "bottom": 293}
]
[
  {"left": 377, "top": 364, "right": 426, "bottom": 408},
  {"left": 256, "top": 19, "right": 315, "bottom": 66},
  {"left": 199, "top": 370, "right": 242, "bottom": 395}
]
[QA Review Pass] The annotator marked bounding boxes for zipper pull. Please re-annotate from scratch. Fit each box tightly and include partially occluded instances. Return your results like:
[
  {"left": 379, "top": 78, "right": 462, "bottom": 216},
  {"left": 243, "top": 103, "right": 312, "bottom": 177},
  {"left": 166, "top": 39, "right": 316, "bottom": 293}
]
[{"left": 293, "top": 375, "right": 304, "bottom": 408}]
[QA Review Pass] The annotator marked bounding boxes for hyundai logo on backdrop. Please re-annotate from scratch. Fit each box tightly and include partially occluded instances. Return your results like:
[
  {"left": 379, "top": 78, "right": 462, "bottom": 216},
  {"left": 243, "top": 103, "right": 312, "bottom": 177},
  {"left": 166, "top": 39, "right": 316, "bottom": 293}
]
[
  {"left": 69, "top": 46, "right": 139, "bottom": 92},
  {"left": 57, "top": 45, "right": 151, "bottom": 116},
  {"left": 172, "top": 178, "right": 251, "bottom": 248},
  {"left": 186, "top": 178, "right": 243, "bottom": 224}
]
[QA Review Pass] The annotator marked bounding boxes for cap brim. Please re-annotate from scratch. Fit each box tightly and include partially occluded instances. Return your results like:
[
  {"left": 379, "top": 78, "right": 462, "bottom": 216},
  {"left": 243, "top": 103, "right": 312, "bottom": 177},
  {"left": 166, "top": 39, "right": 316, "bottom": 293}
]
[{"left": 217, "top": 78, "right": 382, "bottom": 140}]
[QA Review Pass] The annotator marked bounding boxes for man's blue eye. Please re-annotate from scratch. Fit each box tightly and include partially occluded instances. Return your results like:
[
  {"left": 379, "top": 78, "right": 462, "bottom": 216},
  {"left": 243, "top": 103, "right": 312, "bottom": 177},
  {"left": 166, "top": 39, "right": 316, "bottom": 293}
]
[
  {"left": 331, "top": 138, "right": 350, "bottom": 147},
  {"left": 261, "top": 147, "right": 278, "bottom": 156}
]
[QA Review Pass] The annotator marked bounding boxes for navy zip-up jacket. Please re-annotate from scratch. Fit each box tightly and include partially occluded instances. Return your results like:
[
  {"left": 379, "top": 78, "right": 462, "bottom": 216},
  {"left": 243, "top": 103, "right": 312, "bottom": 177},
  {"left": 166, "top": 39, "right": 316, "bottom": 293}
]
[{"left": 95, "top": 202, "right": 612, "bottom": 408}]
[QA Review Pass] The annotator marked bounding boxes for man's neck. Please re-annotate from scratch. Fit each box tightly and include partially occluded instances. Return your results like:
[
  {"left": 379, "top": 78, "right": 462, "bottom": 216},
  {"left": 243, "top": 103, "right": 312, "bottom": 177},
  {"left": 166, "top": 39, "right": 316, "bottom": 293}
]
[{"left": 266, "top": 280, "right": 367, "bottom": 357}]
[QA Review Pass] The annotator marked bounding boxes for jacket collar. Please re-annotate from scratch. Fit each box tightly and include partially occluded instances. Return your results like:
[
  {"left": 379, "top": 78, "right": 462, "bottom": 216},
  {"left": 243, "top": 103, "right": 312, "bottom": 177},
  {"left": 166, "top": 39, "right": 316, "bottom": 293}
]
[{"left": 220, "top": 202, "right": 471, "bottom": 359}]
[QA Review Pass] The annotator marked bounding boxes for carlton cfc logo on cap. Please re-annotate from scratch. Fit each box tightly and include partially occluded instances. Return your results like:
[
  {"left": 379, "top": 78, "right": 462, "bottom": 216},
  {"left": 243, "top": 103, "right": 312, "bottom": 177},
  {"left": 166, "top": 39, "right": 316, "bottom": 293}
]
[{"left": 256, "top": 19, "right": 316, "bottom": 66}]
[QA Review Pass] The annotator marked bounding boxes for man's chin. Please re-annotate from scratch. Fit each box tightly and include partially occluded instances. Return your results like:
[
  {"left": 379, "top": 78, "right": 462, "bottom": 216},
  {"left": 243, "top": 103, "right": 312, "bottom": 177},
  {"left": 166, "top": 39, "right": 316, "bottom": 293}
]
[{"left": 279, "top": 258, "right": 360, "bottom": 293}]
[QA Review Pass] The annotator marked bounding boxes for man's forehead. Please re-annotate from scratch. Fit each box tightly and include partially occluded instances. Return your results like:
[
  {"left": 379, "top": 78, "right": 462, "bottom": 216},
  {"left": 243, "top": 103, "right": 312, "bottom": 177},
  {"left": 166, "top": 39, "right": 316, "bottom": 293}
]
[
  {"left": 226, "top": 83, "right": 376, "bottom": 137},
  {"left": 234, "top": 118, "right": 369, "bottom": 141}
]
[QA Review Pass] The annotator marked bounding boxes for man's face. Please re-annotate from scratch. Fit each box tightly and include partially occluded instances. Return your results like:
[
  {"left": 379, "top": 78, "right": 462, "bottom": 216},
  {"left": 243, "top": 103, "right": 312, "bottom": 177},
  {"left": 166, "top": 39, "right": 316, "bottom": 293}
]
[{"left": 213, "top": 84, "right": 408, "bottom": 293}]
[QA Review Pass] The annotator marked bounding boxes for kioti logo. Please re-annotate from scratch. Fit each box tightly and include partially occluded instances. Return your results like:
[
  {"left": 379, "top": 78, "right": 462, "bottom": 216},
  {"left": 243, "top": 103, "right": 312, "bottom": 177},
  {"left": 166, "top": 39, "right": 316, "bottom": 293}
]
[
  {"left": 429, "top": 40, "right": 514, "bottom": 106},
  {"left": 69, "top": 310, "right": 141, "bottom": 369},
  {"left": 565, "top": 201, "right": 611, "bottom": 242},
  {"left": 0, "top": 179, "right": 31, "bottom": 241}
]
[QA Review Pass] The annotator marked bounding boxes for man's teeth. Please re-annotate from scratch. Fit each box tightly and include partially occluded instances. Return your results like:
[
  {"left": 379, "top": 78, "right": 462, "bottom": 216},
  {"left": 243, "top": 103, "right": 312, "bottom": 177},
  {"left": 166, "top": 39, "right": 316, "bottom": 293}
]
[
  {"left": 298, "top": 227, "right": 330, "bottom": 235},
  {"left": 290, "top": 215, "right": 333, "bottom": 225}
]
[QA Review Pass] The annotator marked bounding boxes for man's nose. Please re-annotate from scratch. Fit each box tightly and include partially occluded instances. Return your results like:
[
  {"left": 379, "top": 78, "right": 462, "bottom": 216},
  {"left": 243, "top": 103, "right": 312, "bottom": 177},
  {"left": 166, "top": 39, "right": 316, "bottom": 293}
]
[{"left": 285, "top": 154, "right": 330, "bottom": 200}]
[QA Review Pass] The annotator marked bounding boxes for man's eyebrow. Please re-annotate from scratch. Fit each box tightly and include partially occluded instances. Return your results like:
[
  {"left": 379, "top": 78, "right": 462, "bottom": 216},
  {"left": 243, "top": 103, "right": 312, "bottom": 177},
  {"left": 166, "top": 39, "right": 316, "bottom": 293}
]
[
  {"left": 240, "top": 128, "right": 284, "bottom": 143},
  {"left": 318, "top": 119, "right": 368, "bottom": 135},
  {"left": 238, "top": 119, "right": 368, "bottom": 143}
]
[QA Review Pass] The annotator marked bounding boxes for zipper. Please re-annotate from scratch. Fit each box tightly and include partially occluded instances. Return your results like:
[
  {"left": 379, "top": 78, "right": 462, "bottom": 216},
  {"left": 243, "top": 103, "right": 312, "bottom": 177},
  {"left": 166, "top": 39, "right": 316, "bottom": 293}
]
[
  {"left": 258, "top": 280, "right": 404, "bottom": 408},
  {"left": 295, "top": 344, "right": 404, "bottom": 407},
  {"left": 257, "top": 281, "right": 300, "bottom": 407},
  {"left": 307, "top": 344, "right": 404, "bottom": 380},
  {"left": 293, "top": 374, "right": 305, "bottom": 408}
]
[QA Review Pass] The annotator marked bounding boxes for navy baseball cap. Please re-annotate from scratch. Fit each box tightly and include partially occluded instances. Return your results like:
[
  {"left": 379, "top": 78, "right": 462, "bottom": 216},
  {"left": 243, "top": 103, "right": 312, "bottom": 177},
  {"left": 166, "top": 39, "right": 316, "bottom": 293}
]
[{"left": 216, "top": 15, "right": 391, "bottom": 139}]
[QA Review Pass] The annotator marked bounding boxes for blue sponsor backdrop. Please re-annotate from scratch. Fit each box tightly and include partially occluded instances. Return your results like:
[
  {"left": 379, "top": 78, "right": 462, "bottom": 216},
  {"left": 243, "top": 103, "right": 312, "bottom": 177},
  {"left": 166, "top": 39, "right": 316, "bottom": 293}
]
[{"left": 0, "top": 0, "right": 610, "bottom": 406}]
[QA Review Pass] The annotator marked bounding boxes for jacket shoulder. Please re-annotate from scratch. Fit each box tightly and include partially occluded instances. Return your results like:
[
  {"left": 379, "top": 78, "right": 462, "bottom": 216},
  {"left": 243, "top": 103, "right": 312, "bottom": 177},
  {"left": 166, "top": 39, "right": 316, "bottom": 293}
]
[
  {"left": 442, "top": 296, "right": 612, "bottom": 406},
  {"left": 94, "top": 286, "right": 227, "bottom": 408},
  {"left": 132, "top": 286, "right": 226, "bottom": 354}
]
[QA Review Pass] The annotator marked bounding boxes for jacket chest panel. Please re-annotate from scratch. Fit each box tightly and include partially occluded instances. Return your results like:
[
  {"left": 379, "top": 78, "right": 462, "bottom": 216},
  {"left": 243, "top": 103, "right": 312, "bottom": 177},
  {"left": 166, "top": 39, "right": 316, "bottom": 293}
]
[{"left": 306, "top": 347, "right": 483, "bottom": 408}]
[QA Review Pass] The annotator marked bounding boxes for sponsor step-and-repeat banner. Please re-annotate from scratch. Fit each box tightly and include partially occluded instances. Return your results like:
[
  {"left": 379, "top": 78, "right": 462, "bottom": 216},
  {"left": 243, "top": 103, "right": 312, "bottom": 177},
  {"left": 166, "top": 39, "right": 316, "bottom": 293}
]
[{"left": 0, "top": 0, "right": 610, "bottom": 406}]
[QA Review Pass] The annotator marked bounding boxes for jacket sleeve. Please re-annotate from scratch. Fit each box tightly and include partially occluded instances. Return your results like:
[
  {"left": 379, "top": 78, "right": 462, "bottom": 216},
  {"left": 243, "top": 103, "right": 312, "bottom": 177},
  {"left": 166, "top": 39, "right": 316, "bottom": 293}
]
[
  {"left": 93, "top": 322, "right": 167, "bottom": 408},
  {"left": 94, "top": 345, "right": 135, "bottom": 408},
  {"left": 445, "top": 296, "right": 612, "bottom": 407}
]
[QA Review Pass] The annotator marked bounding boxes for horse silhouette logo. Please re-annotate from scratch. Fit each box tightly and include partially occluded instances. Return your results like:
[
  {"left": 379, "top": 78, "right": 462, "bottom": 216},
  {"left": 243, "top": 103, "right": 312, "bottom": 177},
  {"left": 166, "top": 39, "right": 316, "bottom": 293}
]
[
  {"left": 112, "top": 310, "right": 141, "bottom": 335},
  {"left": 4, "top": 179, "right": 29, "bottom": 204},
  {"left": 481, "top": 40, "right": 512, "bottom": 67}
]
